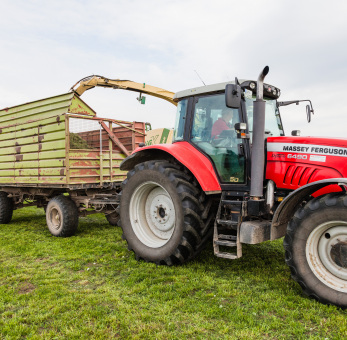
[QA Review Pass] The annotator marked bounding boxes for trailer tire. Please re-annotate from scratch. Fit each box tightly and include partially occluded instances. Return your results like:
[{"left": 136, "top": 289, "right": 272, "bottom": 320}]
[
  {"left": 0, "top": 191, "right": 13, "bottom": 224},
  {"left": 120, "top": 160, "right": 214, "bottom": 265},
  {"left": 105, "top": 212, "right": 120, "bottom": 226},
  {"left": 284, "top": 193, "right": 347, "bottom": 308},
  {"left": 46, "top": 195, "right": 79, "bottom": 237}
]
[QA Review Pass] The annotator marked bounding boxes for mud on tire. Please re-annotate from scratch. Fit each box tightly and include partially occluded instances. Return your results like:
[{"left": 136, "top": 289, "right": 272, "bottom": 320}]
[
  {"left": 119, "top": 160, "right": 215, "bottom": 265},
  {"left": 284, "top": 193, "right": 347, "bottom": 308}
]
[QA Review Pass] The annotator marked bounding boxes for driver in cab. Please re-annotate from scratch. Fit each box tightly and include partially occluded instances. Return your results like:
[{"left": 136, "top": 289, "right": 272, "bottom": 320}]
[{"left": 211, "top": 108, "right": 234, "bottom": 139}]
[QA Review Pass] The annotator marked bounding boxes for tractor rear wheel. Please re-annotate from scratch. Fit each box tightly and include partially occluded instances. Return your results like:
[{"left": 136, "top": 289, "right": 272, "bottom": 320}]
[
  {"left": 119, "top": 160, "right": 214, "bottom": 265},
  {"left": 46, "top": 195, "right": 79, "bottom": 237},
  {"left": 284, "top": 193, "right": 347, "bottom": 308},
  {"left": 0, "top": 191, "right": 13, "bottom": 224}
]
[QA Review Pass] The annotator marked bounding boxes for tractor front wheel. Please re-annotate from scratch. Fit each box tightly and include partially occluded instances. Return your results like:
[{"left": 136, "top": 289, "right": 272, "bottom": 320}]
[
  {"left": 284, "top": 193, "right": 347, "bottom": 308},
  {"left": 119, "top": 161, "right": 213, "bottom": 265}
]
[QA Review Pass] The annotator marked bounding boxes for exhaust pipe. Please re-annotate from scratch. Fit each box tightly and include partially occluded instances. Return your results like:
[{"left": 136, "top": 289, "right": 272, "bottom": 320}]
[{"left": 250, "top": 66, "right": 269, "bottom": 198}]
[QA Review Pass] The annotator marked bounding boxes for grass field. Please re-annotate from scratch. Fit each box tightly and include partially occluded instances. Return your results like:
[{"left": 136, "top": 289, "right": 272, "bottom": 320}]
[{"left": 0, "top": 206, "right": 346, "bottom": 339}]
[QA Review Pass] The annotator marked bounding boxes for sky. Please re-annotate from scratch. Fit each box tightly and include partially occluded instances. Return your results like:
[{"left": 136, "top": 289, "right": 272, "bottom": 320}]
[{"left": 1, "top": 0, "right": 347, "bottom": 137}]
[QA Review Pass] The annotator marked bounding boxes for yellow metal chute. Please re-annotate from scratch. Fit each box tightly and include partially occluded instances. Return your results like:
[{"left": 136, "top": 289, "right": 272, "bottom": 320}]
[{"left": 71, "top": 75, "right": 177, "bottom": 106}]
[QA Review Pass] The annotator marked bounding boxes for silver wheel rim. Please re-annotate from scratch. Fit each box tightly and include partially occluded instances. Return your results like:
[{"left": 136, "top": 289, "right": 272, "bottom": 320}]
[
  {"left": 129, "top": 181, "right": 176, "bottom": 248},
  {"left": 306, "top": 221, "right": 347, "bottom": 293},
  {"left": 49, "top": 207, "right": 62, "bottom": 231}
]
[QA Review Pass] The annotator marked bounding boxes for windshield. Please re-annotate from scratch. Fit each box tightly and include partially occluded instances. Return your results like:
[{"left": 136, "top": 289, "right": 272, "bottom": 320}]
[{"left": 244, "top": 90, "right": 284, "bottom": 140}]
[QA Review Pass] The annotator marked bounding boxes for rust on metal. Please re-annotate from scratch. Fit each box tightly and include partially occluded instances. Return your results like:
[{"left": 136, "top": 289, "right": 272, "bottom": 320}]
[
  {"left": 0, "top": 91, "right": 145, "bottom": 187},
  {"left": 100, "top": 121, "right": 130, "bottom": 156},
  {"left": 69, "top": 114, "right": 146, "bottom": 136}
]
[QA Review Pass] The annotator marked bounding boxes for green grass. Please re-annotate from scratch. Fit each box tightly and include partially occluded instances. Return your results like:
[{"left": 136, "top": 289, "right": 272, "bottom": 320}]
[{"left": 0, "top": 207, "right": 346, "bottom": 339}]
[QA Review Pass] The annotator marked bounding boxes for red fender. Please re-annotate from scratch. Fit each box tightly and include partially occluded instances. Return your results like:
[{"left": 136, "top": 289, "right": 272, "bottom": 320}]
[{"left": 121, "top": 142, "right": 221, "bottom": 193}]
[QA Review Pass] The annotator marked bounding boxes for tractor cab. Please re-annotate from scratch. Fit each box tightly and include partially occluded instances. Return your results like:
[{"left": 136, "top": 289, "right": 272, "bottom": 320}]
[{"left": 172, "top": 80, "right": 283, "bottom": 184}]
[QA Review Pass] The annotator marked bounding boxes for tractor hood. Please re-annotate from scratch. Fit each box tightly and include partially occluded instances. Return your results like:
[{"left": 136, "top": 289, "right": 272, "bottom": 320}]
[{"left": 266, "top": 136, "right": 347, "bottom": 191}]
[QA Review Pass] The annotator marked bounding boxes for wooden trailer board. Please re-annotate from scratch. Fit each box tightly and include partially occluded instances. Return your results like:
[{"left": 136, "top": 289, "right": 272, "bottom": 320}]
[{"left": 0, "top": 92, "right": 146, "bottom": 188}]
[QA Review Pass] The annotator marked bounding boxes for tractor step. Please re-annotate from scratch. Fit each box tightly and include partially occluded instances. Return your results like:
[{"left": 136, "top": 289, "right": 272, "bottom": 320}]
[
  {"left": 213, "top": 194, "right": 243, "bottom": 260},
  {"left": 216, "top": 219, "right": 238, "bottom": 227},
  {"left": 215, "top": 252, "right": 239, "bottom": 260},
  {"left": 218, "top": 234, "right": 237, "bottom": 241},
  {"left": 214, "top": 239, "right": 237, "bottom": 247}
]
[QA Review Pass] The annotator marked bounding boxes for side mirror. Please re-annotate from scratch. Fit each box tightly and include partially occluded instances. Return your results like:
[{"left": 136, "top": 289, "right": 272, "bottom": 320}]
[
  {"left": 306, "top": 105, "right": 311, "bottom": 123},
  {"left": 225, "top": 84, "right": 241, "bottom": 108}
]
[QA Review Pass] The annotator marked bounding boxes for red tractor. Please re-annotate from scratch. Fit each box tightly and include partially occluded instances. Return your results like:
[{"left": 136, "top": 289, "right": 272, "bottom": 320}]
[{"left": 119, "top": 67, "right": 347, "bottom": 308}]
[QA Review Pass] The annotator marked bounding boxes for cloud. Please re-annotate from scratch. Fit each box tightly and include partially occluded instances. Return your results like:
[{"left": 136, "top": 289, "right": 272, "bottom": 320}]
[{"left": 0, "top": 0, "right": 347, "bottom": 134}]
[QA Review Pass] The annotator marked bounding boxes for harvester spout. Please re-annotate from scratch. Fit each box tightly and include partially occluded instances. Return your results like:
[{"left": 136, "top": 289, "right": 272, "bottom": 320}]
[{"left": 250, "top": 66, "right": 269, "bottom": 198}]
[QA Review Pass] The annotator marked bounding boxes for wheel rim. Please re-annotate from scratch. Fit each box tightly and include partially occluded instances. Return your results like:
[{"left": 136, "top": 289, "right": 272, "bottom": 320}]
[
  {"left": 49, "top": 207, "right": 62, "bottom": 231},
  {"left": 306, "top": 221, "right": 347, "bottom": 293},
  {"left": 129, "top": 181, "right": 176, "bottom": 248}
]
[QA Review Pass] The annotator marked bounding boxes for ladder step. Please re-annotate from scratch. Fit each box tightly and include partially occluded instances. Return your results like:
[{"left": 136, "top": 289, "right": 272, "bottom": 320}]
[
  {"left": 213, "top": 193, "right": 242, "bottom": 260},
  {"left": 214, "top": 239, "right": 237, "bottom": 247},
  {"left": 216, "top": 219, "right": 238, "bottom": 226},
  {"left": 218, "top": 234, "right": 237, "bottom": 241},
  {"left": 215, "top": 252, "right": 239, "bottom": 260}
]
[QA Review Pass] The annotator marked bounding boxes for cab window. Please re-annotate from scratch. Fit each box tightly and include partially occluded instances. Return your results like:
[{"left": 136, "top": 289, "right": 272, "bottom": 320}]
[
  {"left": 173, "top": 99, "right": 188, "bottom": 142},
  {"left": 190, "top": 93, "right": 245, "bottom": 183}
]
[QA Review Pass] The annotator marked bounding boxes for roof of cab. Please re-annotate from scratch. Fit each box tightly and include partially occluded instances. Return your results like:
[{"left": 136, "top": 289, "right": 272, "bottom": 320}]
[{"left": 173, "top": 79, "right": 249, "bottom": 101}]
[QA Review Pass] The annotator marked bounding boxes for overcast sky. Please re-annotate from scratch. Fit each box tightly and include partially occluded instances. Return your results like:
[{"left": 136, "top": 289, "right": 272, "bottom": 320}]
[{"left": 1, "top": 0, "right": 347, "bottom": 137}]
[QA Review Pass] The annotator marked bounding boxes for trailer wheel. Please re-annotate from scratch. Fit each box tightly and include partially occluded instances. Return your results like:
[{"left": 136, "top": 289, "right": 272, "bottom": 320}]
[
  {"left": 105, "top": 212, "right": 120, "bottom": 226},
  {"left": 46, "top": 195, "right": 79, "bottom": 237},
  {"left": 284, "top": 193, "right": 347, "bottom": 308},
  {"left": 0, "top": 191, "right": 13, "bottom": 224},
  {"left": 120, "top": 160, "right": 214, "bottom": 265}
]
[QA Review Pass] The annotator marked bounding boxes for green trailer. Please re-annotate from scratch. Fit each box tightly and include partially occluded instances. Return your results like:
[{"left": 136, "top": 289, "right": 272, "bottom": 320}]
[{"left": 0, "top": 92, "right": 146, "bottom": 236}]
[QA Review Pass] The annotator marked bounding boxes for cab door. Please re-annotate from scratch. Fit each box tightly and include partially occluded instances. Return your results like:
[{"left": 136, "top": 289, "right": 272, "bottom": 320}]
[{"left": 189, "top": 93, "right": 246, "bottom": 184}]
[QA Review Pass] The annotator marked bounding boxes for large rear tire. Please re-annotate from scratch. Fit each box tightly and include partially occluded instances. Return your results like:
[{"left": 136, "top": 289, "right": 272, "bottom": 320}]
[
  {"left": 0, "top": 191, "right": 13, "bottom": 224},
  {"left": 119, "top": 160, "right": 214, "bottom": 265},
  {"left": 46, "top": 195, "right": 79, "bottom": 237},
  {"left": 284, "top": 193, "right": 347, "bottom": 308}
]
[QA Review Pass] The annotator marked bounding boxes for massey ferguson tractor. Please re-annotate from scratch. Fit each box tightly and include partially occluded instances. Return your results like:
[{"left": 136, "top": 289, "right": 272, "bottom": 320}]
[
  {"left": 0, "top": 67, "right": 346, "bottom": 308},
  {"left": 117, "top": 67, "right": 346, "bottom": 308}
]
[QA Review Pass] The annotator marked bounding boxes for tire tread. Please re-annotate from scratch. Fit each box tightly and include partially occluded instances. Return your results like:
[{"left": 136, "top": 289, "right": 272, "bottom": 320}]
[
  {"left": 120, "top": 160, "right": 215, "bottom": 265},
  {"left": 284, "top": 193, "right": 347, "bottom": 308}
]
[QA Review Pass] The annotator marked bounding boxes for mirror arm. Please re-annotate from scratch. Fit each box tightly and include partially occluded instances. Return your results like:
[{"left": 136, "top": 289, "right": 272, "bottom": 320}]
[{"left": 278, "top": 99, "right": 314, "bottom": 114}]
